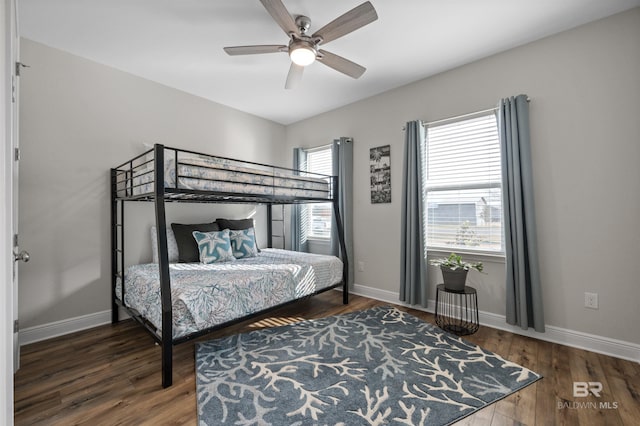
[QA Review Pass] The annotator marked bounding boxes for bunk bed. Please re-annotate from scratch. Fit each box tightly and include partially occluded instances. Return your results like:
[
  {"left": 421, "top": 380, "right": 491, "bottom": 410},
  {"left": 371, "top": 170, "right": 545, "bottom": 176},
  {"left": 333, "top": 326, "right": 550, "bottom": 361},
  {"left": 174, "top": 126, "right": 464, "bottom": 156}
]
[{"left": 111, "top": 144, "right": 349, "bottom": 388}]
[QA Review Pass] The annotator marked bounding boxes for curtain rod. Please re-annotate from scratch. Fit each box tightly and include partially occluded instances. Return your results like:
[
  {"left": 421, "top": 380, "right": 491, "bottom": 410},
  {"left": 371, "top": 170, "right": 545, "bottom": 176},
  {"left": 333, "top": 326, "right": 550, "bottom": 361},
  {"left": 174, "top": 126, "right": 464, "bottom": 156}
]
[{"left": 402, "top": 97, "right": 531, "bottom": 130}]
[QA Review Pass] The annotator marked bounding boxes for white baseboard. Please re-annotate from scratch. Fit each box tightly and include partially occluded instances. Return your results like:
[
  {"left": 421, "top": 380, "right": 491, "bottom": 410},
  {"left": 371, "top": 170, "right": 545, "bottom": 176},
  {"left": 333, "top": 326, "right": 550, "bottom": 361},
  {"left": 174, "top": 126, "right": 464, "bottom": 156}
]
[
  {"left": 20, "top": 286, "right": 640, "bottom": 363},
  {"left": 19, "top": 308, "right": 130, "bottom": 346},
  {"left": 350, "top": 282, "right": 640, "bottom": 363}
]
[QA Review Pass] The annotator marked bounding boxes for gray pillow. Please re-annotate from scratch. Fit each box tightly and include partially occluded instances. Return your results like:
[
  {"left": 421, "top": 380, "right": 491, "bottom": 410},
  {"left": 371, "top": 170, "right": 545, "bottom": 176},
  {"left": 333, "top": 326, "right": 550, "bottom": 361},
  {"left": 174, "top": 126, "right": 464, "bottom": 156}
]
[
  {"left": 171, "top": 222, "right": 220, "bottom": 263},
  {"left": 215, "top": 218, "right": 255, "bottom": 230}
]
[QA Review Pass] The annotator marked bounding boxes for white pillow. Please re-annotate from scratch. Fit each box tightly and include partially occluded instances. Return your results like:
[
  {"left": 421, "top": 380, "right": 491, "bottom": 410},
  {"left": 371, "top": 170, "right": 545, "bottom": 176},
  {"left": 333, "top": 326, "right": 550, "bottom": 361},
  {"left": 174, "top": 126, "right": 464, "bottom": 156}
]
[{"left": 150, "top": 226, "right": 179, "bottom": 263}]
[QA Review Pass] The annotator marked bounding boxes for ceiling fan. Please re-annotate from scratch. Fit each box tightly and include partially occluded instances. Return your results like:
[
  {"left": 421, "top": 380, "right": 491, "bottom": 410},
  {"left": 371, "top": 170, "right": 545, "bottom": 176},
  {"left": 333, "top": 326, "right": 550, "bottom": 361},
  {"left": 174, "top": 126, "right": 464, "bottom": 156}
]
[{"left": 223, "top": 0, "right": 378, "bottom": 89}]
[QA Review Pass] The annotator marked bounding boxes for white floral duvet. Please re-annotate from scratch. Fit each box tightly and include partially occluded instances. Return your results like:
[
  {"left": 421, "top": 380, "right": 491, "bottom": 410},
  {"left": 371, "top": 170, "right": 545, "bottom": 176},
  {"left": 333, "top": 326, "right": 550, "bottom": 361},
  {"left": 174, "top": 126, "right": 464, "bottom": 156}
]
[{"left": 116, "top": 249, "right": 343, "bottom": 339}]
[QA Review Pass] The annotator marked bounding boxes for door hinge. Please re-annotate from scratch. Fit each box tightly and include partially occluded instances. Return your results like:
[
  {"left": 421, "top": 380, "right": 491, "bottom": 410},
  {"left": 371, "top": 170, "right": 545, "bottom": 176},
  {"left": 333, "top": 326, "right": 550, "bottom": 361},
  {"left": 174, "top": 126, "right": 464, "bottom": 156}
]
[
  {"left": 14, "top": 320, "right": 19, "bottom": 333},
  {"left": 14, "top": 234, "right": 18, "bottom": 248},
  {"left": 15, "top": 61, "right": 30, "bottom": 77},
  {"left": 14, "top": 148, "right": 20, "bottom": 161}
]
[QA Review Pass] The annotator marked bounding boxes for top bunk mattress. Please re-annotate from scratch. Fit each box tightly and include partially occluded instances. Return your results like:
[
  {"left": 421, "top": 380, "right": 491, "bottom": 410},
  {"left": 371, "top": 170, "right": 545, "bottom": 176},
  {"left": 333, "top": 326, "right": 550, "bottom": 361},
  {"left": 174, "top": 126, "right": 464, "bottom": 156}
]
[
  {"left": 116, "top": 150, "right": 331, "bottom": 200},
  {"left": 116, "top": 249, "right": 343, "bottom": 339}
]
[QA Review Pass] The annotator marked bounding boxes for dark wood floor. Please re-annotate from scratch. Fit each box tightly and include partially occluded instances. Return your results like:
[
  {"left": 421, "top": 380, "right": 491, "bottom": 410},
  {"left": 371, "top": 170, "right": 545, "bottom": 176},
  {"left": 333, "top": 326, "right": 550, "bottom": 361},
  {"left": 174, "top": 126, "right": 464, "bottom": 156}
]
[{"left": 14, "top": 292, "right": 640, "bottom": 425}]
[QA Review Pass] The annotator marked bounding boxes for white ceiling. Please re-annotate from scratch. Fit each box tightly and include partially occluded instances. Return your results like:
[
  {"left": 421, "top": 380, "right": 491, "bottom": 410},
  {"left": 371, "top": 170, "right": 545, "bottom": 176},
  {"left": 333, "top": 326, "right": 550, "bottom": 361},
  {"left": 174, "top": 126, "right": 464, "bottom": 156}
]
[{"left": 18, "top": 0, "right": 640, "bottom": 125}]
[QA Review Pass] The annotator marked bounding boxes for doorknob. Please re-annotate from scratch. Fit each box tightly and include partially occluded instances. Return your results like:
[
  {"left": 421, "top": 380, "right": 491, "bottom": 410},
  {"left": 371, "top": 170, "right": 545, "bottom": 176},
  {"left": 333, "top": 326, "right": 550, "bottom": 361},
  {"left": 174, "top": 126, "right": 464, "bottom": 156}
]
[{"left": 14, "top": 250, "right": 30, "bottom": 263}]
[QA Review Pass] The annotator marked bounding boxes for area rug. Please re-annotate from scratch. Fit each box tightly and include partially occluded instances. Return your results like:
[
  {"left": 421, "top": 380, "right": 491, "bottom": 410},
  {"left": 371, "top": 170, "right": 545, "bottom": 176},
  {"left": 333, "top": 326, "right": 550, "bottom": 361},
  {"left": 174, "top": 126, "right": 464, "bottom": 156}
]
[{"left": 195, "top": 306, "right": 541, "bottom": 425}]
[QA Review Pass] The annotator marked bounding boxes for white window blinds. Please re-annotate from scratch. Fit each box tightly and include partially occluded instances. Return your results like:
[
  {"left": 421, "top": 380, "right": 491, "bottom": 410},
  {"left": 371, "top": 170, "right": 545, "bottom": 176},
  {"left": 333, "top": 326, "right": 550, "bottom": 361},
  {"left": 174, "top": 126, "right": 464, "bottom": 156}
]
[
  {"left": 306, "top": 148, "right": 332, "bottom": 176},
  {"left": 305, "top": 146, "right": 333, "bottom": 239},
  {"left": 424, "top": 113, "right": 503, "bottom": 253}
]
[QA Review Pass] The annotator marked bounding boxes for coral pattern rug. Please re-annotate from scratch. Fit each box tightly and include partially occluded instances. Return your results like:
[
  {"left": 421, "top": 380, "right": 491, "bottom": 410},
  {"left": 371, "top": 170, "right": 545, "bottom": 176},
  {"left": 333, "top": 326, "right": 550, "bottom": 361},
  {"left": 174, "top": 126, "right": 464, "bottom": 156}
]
[{"left": 195, "top": 306, "right": 541, "bottom": 425}]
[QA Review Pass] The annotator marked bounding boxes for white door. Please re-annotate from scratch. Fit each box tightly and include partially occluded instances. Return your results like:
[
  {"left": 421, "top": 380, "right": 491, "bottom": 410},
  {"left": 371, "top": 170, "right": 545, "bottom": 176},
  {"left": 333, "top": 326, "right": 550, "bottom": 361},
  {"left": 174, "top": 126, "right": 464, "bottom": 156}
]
[
  {"left": 9, "top": 0, "right": 25, "bottom": 372},
  {"left": 11, "top": 0, "right": 25, "bottom": 373},
  {"left": 3, "top": 0, "right": 21, "bottom": 421},
  {"left": 10, "top": 0, "right": 19, "bottom": 372}
]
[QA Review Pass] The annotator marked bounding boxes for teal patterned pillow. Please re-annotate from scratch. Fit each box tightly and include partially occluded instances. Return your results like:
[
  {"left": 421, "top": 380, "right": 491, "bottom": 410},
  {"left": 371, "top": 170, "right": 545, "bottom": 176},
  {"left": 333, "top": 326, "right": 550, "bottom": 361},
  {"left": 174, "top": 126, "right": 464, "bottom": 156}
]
[
  {"left": 192, "top": 229, "right": 235, "bottom": 264},
  {"left": 229, "top": 228, "right": 258, "bottom": 259}
]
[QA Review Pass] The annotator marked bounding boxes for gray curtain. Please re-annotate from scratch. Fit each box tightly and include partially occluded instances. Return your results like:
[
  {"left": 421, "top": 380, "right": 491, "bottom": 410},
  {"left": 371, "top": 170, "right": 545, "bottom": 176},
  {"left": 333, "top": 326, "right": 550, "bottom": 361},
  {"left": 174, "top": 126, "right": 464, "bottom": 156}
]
[
  {"left": 498, "top": 95, "right": 545, "bottom": 332},
  {"left": 290, "top": 148, "right": 308, "bottom": 252},
  {"left": 330, "top": 138, "right": 354, "bottom": 285},
  {"left": 399, "top": 121, "right": 428, "bottom": 307}
]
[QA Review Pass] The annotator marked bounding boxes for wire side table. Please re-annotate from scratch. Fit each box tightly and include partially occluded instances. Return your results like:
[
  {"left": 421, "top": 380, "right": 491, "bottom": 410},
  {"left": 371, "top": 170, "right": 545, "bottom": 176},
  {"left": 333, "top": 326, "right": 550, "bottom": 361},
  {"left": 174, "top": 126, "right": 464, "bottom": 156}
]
[{"left": 435, "top": 284, "right": 479, "bottom": 336}]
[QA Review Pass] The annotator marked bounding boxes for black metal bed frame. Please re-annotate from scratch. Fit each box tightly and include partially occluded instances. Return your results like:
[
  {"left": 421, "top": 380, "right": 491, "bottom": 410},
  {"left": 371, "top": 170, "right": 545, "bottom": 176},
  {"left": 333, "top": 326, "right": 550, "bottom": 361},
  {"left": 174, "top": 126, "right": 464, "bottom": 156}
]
[{"left": 110, "top": 144, "right": 349, "bottom": 388}]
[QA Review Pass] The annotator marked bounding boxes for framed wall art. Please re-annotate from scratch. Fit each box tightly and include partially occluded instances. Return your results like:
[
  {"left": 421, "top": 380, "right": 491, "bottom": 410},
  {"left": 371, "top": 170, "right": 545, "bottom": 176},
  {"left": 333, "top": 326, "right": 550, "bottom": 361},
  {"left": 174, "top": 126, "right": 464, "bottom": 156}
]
[{"left": 370, "top": 145, "right": 391, "bottom": 203}]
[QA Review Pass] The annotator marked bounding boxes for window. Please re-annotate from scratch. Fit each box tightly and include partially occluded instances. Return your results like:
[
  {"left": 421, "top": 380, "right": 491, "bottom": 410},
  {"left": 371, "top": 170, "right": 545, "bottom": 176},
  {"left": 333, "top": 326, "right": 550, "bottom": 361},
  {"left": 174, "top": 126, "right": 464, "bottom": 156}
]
[
  {"left": 304, "top": 146, "right": 333, "bottom": 239},
  {"left": 423, "top": 112, "right": 503, "bottom": 253}
]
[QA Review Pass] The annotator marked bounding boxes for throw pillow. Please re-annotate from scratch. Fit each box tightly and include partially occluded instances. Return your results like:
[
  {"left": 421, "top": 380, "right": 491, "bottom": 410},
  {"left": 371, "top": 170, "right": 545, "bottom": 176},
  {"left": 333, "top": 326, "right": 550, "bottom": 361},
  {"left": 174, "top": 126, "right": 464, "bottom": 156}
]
[
  {"left": 215, "top": 218, "right": 260, "bottom": 252},
  {"left": 215, "top": 218, "right": 254, "bottom": 230},
  {"left": 192, "top": 229, "right": 235, "bottom": 264},
  {"left": 171, "top": 222, "right": 220, "bottom": 263},
  {"left": 150, "top": 226, "right": 179, "bottom": 263},
  {"left": 229, "top": 228, "right": 258, "bottom": 259}
]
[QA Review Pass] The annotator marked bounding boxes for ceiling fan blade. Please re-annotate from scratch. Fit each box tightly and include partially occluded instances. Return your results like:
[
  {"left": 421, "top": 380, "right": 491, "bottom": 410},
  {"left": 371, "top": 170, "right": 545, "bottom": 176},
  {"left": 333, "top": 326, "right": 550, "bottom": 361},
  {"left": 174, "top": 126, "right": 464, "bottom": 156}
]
[
  {"left": 317, "top": 49, "right": 366, "bottom": 79},
  {"left": 311, "top": 1, "right": 378, "bottom": 45},
  {"left": 259, "top": 0, "right": 299, "bottom": 36},
  {"left": 285, "top": 63, "right": 304, "bottom": 89},
  {"left": 223, "top": 45, "right": 286, "bottom": 55}
]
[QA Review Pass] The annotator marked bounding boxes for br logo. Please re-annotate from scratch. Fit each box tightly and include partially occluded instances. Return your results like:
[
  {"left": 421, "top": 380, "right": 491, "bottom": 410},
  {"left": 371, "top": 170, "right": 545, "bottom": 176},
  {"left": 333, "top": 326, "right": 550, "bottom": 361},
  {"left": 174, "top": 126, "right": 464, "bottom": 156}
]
[{"left": 573, "top": 382, "right": 603, "bottom": 397}]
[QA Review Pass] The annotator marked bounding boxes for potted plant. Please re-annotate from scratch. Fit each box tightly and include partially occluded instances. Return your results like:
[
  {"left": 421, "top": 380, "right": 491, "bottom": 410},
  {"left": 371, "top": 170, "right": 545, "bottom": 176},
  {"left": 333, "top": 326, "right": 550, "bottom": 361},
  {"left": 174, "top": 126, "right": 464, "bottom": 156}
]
[{"left": 429, "top": 253, "right": 483, "bottom": 291}]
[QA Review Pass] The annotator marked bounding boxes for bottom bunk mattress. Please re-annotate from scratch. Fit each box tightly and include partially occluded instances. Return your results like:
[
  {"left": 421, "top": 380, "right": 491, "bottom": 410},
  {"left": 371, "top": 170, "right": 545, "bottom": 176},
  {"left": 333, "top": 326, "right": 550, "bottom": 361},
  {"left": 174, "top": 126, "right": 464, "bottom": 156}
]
[{"left": 116, "top": 249, "right": 343, "bottom": 339}]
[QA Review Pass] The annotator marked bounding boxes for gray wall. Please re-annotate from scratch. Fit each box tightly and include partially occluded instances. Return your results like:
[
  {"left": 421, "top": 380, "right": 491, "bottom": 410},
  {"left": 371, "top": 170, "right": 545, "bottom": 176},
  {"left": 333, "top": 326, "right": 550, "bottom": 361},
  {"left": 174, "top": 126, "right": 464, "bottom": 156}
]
[
  {"left": 18, "top": 9, "right": 640, "bottom": 345},
  {"left": 285, "top": 9, "right": 640, "bottom": 344},
  {"left": 18, "top": 39, "right": 287, "bottom": 328}
]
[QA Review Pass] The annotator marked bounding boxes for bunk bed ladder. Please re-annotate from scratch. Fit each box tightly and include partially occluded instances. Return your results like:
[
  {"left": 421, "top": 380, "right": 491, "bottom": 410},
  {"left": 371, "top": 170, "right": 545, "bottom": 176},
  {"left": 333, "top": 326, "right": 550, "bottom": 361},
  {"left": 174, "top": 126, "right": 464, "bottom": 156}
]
[{"left": 267, "top": 204, "right": 286, "bottom": 249}]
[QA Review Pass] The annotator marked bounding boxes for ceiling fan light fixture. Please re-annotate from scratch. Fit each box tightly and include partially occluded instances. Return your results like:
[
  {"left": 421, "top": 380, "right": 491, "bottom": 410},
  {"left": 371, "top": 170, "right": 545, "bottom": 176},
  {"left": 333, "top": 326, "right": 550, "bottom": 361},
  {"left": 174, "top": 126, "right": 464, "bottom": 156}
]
[
  {"left": 223, "top": 0, "right": 378, "bottom": 87},
  {"left": 289, "top": 42, "right": 316, "bottom": 66}
]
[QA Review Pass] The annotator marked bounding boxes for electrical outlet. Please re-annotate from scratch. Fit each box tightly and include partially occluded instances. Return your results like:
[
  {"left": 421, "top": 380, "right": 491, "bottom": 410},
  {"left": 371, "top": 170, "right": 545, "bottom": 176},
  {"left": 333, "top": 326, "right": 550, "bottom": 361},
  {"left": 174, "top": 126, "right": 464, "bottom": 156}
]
[
  {"left": 358, "top": 261, "right": 365, "bottom": 272},
  {"left": 584, "top": 292, "right": 598, "bottom": 309}
]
